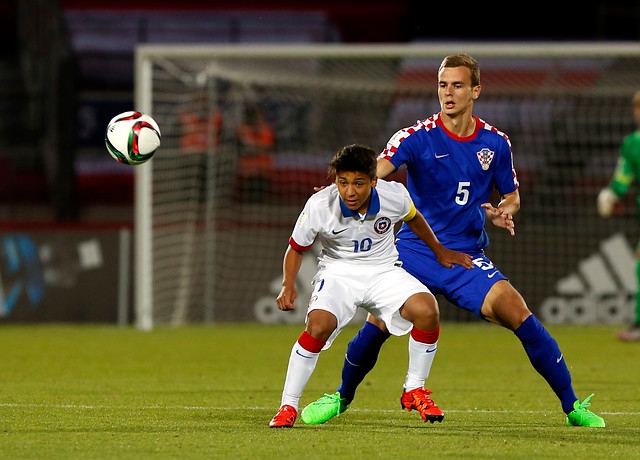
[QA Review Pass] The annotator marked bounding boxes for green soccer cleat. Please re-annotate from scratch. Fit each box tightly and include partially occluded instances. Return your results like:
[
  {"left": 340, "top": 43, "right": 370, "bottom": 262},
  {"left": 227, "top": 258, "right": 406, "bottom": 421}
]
[
  {"left": 566, "top": 394, "right": 605, "bottom": 427},
  {"left": 300, "top": 392, "right": 349, "bottom": 425}
]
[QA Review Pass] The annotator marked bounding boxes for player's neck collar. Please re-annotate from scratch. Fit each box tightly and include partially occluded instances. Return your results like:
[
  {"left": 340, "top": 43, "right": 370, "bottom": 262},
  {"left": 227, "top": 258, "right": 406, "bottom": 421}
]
[
  {"left": 437, "top": 114, "right": 479, "bottom": 141},
  {"left": 339, "top": 187, "right": 380, "bottom": 218}
]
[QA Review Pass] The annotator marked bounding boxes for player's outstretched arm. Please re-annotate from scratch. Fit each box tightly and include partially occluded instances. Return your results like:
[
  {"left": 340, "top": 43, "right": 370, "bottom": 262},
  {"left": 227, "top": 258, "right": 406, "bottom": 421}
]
[
  {"left": 405, "top": 210, "right": 473, "bottom": 269},
  {"left": 276, "top": 246, "right": 304, "bottom": 311},
  {"left": 376, "top": 158, "right": 396, "bottom": 179}
]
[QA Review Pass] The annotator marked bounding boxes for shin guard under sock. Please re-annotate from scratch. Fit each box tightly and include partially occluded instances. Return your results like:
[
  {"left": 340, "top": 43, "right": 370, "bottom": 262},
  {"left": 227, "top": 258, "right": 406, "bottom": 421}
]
[{"left": 337, "top": 322, "right": 389, "bottom": 405}]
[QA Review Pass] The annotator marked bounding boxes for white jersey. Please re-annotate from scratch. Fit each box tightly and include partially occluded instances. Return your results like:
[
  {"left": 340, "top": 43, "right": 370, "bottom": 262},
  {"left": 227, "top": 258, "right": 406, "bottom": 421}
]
[
  {"left": 289, "top": 180, "right": 416, "bottom": 268},
  {"left": 289, "top": 179, "right": 430, "bottom": 347}
]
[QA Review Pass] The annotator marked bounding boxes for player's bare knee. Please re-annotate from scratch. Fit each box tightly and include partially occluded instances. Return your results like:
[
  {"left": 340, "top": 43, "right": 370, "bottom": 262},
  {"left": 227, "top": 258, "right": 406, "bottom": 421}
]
[
  {"left": 401, "top": 293, "right": 439, "bottom": 323},
  {"left": 305, "top": 310, "right": 337, "bottom": 340},
  {"left": 484, "top": 303, "right": 532, "bottom": 330}
]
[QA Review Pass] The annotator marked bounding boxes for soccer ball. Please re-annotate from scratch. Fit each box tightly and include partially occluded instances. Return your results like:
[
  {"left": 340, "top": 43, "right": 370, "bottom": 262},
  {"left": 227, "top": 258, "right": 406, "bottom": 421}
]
[{"left": 105, "top": 111, "right": 161, "bottom": 165}]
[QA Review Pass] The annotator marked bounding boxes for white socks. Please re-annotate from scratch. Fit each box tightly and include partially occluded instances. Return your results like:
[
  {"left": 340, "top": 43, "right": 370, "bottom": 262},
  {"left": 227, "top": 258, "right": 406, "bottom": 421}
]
[
  {"left": 404, "top": 335, "right": 437, "bottom": 391},
  {"left": 280, "top": 341, "right": 320, "bottom": 409}
]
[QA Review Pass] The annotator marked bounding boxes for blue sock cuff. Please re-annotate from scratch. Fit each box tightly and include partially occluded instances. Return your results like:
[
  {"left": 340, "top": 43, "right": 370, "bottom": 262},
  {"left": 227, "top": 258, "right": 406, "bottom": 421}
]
[
  {"left": 346, "top": 322, "right": 389, "bottom": 366},
  {"left": 337, "top": 322, "right": 389, "bottom": 405},
  {"left": 515, "top": 314, "right": 576, "bottom": 413},
  {"left": 514, "top": 314, "right": 542, "bottom": 342},
  {"left": 361, "top": 321, "right": 390, "bottom": 344}
]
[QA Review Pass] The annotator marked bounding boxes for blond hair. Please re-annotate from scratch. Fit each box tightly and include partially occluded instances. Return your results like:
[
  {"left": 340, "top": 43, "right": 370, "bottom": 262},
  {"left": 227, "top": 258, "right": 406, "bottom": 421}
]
[{"left": 439, "top": 54, "right": 481, "bottom": 87}]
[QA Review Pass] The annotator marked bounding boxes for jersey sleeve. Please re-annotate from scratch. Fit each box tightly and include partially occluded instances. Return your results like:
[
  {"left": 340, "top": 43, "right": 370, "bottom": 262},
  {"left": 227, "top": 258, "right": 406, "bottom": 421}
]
[
  {"left": 380, "top": 124, "right": 419, "bottom": 169},
  {"left": 382, "top": 180, "right": 417, "bottom": 221},
  {"left": 289, "top": 201, "right": 318, "bottom": 252},
  {"left": 610, "top": 133, "right": 639, "bottom": 196},
  {"left": 401, "top": 200, "right": 417, "bottom": 222},
  {"left": 493, "top": 137, "right": 519, "bottom": 196}
]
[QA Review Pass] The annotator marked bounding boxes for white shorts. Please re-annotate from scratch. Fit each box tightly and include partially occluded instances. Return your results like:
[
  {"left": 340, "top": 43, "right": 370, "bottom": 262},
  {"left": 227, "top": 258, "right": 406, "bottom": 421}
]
[{"left": 306, "top": 263, "right": 434, "bottom": 349}]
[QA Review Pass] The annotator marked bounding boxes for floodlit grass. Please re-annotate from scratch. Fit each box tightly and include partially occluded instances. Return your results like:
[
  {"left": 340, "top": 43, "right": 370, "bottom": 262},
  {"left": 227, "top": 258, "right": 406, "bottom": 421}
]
[{"left": 0, "top": 322, "right": 638, "bottom": 459}]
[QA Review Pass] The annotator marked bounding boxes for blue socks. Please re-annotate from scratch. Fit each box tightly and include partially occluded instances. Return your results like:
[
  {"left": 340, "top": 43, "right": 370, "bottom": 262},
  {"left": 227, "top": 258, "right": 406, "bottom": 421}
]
[
  {"left": 514, "top": 315, "right": 578, "bottom": 414},
  {"left": 337, "top": 321, "right": 389, "bottom": 405},
  {"left": 338, "top": 315, "right": 579, "bottom": 414}
]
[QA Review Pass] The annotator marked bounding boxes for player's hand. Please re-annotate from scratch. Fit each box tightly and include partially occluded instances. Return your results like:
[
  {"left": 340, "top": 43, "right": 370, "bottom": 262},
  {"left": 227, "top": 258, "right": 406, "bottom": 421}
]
[
  {"left": 481, "top": 203, "right": 515, "bottom": 236},
  {"left": 597, "top": 187, "right": 619, "bottom": 217},
  {"left": 434, "top": 247, "right": 474, "bottom": 269},
  {"left": 313, "top": 185, "right": 328, "bottom": 192},
  {"left": 276, "top": 285, "right": 297, "bottom": 311}
]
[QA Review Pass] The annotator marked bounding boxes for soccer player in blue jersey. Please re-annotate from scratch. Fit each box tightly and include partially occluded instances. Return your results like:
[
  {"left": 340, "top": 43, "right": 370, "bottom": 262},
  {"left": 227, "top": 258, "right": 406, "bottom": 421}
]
[
  {"left": 301, "top": 54, "right": 605, "bottom": 428},
  {"left": 268, "top": 144, "right": 473, "bottom": 428}
]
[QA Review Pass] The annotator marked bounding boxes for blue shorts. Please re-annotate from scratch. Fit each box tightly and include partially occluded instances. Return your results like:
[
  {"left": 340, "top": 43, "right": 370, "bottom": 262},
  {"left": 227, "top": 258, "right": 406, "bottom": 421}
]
[{"left": 395, "top": 239, "right": 508, "bottom": 320}]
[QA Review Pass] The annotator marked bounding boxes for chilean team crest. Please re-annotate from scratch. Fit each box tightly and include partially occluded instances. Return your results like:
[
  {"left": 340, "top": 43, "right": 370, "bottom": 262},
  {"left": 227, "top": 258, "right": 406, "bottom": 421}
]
[
  {"left": 477, "top": 148, "right": 495, "bottom": 170},
  {"left": 374, "top": 217, "right": 392, "bottom": 234}
]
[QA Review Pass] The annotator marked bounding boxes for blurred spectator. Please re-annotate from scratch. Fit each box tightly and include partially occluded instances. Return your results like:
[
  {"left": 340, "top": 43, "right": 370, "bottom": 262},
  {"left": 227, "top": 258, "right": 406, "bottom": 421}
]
[
  {"left": 179, "top": 88, "right": 222, "bottom": 152},
  {"left": 236, "top": 104, "right": 276, "bottom": 202},
  {"left": 236, "top": 103, "right": 275, "bottom": 154}
]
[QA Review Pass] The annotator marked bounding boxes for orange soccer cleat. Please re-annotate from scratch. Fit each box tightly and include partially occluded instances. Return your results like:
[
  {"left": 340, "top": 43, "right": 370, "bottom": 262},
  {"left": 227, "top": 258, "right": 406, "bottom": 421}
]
[
  {"left": 400, "top": 387, "right": 444, "bottom": 423},
  {"left": 269, "top": 404, "right": 297, "bottom": 428}
]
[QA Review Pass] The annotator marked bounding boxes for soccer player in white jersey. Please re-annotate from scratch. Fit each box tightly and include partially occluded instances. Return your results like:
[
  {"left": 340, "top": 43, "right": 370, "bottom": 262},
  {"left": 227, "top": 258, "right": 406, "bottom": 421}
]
[
  {"left": 268, "top": 144, "right": 473, "bottom": 428},
  {"left": 302, "top": 54, "right": 605, "bottom": 428}
]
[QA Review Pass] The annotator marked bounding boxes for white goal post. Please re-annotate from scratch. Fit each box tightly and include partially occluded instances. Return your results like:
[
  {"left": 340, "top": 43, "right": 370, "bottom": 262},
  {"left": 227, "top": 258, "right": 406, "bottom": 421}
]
[{"left": 134, "top": 42, "right": 640, "bottom": 330}]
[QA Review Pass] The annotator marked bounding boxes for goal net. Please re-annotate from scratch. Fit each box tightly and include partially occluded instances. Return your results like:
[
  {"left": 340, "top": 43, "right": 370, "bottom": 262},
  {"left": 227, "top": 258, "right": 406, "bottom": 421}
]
[{"left": 134, "top": 43, "right": 640, "bottom": 330}]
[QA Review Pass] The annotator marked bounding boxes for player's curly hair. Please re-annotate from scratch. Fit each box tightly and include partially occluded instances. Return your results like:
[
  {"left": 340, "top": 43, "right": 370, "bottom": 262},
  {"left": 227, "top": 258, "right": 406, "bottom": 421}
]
[{"left": 328, "top": 144, "right": 377, "bottom": 179}]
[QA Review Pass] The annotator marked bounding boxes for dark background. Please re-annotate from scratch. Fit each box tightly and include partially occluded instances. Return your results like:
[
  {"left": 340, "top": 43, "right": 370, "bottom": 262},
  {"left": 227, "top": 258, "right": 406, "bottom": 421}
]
[
  {"left": 0, "top": 1, "right": 636, "bottom": 324},
  {"left": 0, "top": 0, "right": 637, "bottom": 224}
]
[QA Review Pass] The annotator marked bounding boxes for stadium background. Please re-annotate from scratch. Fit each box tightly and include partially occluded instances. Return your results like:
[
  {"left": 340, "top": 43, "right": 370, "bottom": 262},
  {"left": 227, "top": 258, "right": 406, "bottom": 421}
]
[{"left": 0, "top": 1, "right": 638, "bottom": 325}]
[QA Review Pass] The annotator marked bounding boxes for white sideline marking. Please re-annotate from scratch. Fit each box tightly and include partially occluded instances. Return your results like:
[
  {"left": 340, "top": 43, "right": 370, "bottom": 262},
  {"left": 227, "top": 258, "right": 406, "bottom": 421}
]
[{"left": 0, "top": 403, "right": 630, "bottom": 415}]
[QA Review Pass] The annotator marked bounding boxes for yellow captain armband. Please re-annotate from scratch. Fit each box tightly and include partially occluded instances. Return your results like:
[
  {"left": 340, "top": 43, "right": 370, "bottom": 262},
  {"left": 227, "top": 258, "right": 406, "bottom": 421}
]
[{"left": 402, "top": 201, "right": 417, "bottom": 221}]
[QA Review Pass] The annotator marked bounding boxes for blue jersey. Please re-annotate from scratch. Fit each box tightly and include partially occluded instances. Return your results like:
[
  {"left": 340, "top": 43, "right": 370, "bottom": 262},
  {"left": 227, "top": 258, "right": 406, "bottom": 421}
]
[{"left": 380, "top": 112, "right": 519, "bottom": 252}]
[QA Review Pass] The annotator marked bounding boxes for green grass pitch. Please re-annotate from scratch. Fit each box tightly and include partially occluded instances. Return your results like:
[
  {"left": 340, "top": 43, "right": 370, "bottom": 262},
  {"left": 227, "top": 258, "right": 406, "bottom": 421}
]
[{"left": 0, "top": 322, "right": 638, "bottom": 459}]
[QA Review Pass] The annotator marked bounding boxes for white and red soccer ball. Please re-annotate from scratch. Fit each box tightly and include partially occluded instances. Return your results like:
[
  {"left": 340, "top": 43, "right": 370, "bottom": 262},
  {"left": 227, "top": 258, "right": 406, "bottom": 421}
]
[{"left": 105, "top": 111, "right": 161, "bottom": 165}]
